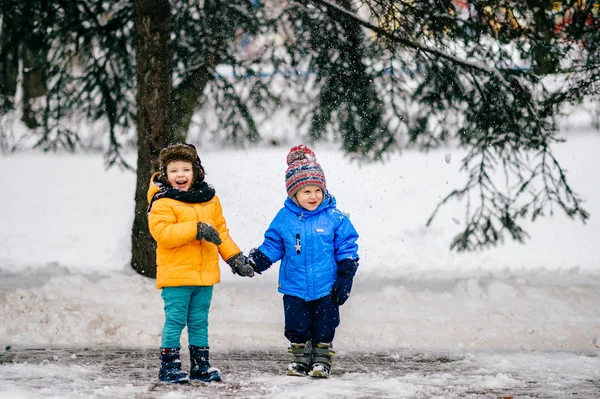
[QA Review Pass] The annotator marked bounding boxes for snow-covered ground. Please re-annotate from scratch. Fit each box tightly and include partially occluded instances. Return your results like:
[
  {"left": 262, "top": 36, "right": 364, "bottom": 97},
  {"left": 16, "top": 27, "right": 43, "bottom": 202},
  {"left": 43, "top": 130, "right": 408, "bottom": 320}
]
[{"left": 0, "top": 132, "right": 599, "bottom": 398}]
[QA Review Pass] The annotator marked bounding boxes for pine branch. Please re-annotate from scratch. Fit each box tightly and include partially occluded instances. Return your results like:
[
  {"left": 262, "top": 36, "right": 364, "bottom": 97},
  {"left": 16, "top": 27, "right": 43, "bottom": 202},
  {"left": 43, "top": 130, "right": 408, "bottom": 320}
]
[{"left": 304, "top": 0, "right": 518, "bottom": 84}]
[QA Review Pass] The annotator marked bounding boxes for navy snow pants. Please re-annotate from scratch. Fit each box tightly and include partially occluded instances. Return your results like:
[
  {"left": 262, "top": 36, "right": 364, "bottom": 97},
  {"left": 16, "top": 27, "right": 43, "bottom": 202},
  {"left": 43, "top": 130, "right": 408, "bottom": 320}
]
[{"left": 283, "top": 294, "right": 340, "bottom": 344}]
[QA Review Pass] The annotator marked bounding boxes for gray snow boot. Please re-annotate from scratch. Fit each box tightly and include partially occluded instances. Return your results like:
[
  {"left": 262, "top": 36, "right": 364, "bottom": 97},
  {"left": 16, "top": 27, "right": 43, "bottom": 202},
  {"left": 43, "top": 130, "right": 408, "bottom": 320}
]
[
  {"left": 308, "top": 342, "right": 335, "bottom": 378},
  {"left": 158, "top": 347, "right": 189, "bottom": 383},
  {"left": 189, "top": 345, "right": 222, "bottom": 382},
  {"left": 287, "top": 341, "right": 312, "bottom": 376}
]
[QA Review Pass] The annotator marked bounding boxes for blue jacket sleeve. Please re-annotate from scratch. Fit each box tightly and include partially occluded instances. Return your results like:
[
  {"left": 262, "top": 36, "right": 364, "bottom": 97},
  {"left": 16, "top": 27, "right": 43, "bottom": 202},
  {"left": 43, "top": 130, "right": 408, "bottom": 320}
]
[
  {"left": 332, "top": 210, "right": 359, "bottom": 263},
  {"left": 257, "top": 210, "right": 285, "bottom": 264}
]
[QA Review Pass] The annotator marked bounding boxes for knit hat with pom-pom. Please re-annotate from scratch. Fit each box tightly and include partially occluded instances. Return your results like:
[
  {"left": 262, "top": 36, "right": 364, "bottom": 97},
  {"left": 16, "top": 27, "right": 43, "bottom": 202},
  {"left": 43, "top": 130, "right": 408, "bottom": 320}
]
[
  {"left": 285, "top": 144, "right": 326, "bottom": 199},
  {"left": 158, "top": 143, "right": 205, "bottom": 187}
]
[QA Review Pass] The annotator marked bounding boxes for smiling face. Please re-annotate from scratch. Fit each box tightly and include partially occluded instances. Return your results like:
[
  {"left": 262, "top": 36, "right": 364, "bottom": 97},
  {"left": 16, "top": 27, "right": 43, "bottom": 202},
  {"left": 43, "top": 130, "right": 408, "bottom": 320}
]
[
  {"left": 294, "top": 185, "right": 324, "bottom": 211},
  {"left": 166, "top": 160, "right": 194, "bottom": 191}
]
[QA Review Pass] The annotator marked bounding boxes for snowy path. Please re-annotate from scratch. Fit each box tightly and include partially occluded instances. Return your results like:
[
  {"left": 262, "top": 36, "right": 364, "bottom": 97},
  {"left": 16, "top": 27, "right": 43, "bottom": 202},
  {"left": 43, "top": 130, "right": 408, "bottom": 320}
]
[
  {"left": 2, "top": 139, "right": 600, "bottom": 398},
  {"left": 1, "top": 347, "right": 598, "bottom": 398}
]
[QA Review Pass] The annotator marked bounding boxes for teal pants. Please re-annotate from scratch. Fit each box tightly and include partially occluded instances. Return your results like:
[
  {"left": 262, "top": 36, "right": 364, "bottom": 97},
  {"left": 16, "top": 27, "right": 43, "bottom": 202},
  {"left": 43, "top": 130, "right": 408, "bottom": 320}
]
[{"left": 160, "top": 286, "right": 213, "bottom": 348}]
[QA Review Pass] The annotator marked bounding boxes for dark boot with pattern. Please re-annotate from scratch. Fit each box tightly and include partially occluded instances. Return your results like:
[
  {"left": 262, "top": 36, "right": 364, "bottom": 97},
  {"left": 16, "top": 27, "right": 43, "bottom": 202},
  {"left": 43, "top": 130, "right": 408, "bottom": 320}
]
[
  {"left": 287, "top": 341, "right": 312, "bottom": 376},
  {"left": 189, "top": 345, "right": 222, "bottom": 382},
  {"left": 308, "top": 342, "right": 335, "bottom": 378},
  {"left": 158, "top": 347, "right": 189, "bottom": 383}
]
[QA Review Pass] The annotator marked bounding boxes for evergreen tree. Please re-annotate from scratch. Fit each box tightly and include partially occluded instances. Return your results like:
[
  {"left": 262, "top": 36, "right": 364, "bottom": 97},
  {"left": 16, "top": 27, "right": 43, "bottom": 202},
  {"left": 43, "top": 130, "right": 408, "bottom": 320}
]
[
  {"left": 283, "top": 0, "right": 593, "bottom": 250},
  {"left": 0, "top": 0, "right": 596, "bottom": 275}
]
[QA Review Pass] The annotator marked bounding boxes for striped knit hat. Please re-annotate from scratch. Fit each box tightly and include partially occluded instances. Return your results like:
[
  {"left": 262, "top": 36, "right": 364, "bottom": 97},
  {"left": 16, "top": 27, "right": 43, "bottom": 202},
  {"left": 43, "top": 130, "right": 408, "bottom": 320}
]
[{"left": 285, "top": 144, "right": 326, "bottom": 199}]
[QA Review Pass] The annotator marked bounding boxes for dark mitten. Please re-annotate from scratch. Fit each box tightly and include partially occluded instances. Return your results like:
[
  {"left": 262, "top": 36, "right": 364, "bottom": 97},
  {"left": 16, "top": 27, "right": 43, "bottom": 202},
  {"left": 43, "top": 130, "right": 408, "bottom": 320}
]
[
  {"left": 330, "top": 258, "right": 359, "bottom": 305},
  {"left": 196, "top": 222, "right": 222, "bottom": 245},
  {"left": 248, "top": 248, "right": 273, "bottom": 274},
  {"left": 331, "top": 277, "right": 353, "bottom": 305},
  {"left": 226, "top": 253, "right": 255, "bottom": 277}
]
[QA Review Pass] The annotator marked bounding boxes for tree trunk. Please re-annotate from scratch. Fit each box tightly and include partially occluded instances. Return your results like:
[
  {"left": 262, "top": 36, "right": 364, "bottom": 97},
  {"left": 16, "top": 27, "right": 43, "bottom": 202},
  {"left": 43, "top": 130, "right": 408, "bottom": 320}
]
[
  {"left": 0, "top": 18, "right": 19, "bottom": 113},
  {"left": 167, "top": 64, "right": 213, "bottom": 143},
  {"left": 131, "top": 0, "right": 173, "bottom": 278},
  {"left": 21, "top": 42, "right": 48, "bottom": 129}
]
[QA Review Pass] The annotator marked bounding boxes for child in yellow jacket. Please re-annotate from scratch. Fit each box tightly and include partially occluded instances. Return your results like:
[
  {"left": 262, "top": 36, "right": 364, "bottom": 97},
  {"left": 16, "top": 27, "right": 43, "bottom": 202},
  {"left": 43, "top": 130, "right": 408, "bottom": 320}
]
[{"left": 147, "top": 142, "right": 254, "bottom": 383}]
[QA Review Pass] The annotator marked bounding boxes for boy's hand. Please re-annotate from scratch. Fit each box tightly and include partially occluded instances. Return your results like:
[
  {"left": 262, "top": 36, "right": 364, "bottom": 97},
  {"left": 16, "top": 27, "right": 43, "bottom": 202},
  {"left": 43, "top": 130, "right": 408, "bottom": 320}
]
[
  {"left": 330, "top": 277, "right": 353, "bottom": 305},
  {"left": 330, "top": 258, "right": 359, "bottom": 305},
  {"left": 246, "top": 257, "right": 262, "bottom": 275},
  {"left": 226, "top": 253, "right": 255, "bottom": 277},
  {"left": 196, "top": 222, "right": 222, "bottom": 245},
  {"left": 248, "top": 248, "right": 271, "bottom": 273}
]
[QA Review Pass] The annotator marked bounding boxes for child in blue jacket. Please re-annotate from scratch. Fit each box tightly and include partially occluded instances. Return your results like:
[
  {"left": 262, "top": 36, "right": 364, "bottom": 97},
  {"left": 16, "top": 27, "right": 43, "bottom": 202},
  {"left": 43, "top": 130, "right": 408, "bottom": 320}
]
[{"left": 249, "top": 144, "right": 359, "bottom": 378}]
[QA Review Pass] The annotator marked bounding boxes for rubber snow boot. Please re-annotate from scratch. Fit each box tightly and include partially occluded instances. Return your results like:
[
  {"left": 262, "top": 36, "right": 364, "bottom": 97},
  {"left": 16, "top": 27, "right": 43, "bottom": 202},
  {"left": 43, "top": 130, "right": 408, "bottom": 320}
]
[
  {"left": 287, "top": 341, "right": 312, "bottom": 376},
  {"left": 308, "top": 342, "right": 334, "bottom": 378},
  {"left": 158, "top": 347, "right": 189, "bottom": 383},
  {"left": 189, "top": 345, "right": 222, "bottom": 382}
]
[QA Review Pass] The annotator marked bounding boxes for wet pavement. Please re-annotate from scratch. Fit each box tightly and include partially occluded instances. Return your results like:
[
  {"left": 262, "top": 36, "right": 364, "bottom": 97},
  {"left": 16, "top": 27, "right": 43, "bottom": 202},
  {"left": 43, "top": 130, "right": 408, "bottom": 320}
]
[{"left": 1, "top": 346, "right": 599, "bottom": 398}]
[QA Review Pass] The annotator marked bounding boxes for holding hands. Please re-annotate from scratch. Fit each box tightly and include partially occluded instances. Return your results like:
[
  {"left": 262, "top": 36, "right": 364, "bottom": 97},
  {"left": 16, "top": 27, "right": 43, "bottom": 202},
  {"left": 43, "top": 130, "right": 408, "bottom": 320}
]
[
  {"left": 226, "top": 253, "right": 255, "bottom": 278},
  {"left": 195, "top": 222, "right": 254, "bottom": 278}
]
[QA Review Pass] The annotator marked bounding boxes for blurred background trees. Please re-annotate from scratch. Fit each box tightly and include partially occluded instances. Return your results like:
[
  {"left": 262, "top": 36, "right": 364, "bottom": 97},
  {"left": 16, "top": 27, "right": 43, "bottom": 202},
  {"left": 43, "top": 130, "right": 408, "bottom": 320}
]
[{"left": 1, "top": 0, "right": 597, "bottom": 276}]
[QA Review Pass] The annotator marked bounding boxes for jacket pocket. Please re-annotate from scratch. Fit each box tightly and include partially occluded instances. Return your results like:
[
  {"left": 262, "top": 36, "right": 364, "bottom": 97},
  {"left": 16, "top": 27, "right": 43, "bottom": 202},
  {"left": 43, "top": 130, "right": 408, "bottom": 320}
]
[{"left": 281, "top": 257, "right": 289, "bottom": 281}]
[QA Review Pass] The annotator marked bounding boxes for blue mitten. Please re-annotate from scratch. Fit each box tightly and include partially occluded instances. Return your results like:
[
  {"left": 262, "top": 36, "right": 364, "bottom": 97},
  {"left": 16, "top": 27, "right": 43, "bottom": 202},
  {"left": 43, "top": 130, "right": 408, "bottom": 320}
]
[
  {"left": 330, "top": 258, "right": 359, "bottom": 305},
  {"left": 331, "top": 277, "right": 353, "bottom": 305},
  {"left": 248, "top": 248, "right": 273, "bottom": 274}
]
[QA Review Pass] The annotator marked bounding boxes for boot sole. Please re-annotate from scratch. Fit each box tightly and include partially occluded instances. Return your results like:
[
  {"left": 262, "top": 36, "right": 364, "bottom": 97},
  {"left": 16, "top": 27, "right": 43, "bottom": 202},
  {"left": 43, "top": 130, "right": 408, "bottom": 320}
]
[
  {"left": 287, "top": 369, "right": 308, "bottom": 377},
  {"left": 160, "top": 376, "right": 190, "bottom": 383},
  {"left": 190, "top": 371, "right": 222, "bottom": 382},
  {"left": 308, "top": 370, "right": 329, "bottom": 378},
  {"left": 308, "top": 364, "right": 330, "bottom": 379},
  {"left": 191, "top": 376, "right": 221, "bottom": 382}
]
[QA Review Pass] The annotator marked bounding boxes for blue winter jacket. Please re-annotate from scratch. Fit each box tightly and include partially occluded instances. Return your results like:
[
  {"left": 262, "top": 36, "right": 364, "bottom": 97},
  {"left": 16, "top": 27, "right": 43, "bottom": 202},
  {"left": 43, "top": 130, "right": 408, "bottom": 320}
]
[{"left": 258, "top": 193, "right": 359, "bottom": 301}]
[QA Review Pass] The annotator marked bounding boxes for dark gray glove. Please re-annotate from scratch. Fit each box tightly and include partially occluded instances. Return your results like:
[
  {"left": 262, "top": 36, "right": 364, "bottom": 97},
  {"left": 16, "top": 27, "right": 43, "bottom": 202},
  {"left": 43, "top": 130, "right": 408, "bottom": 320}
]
[
  {"left": 196, "top": 222, "right": 222, "bottom": 245},
  {"left": 226, "top": 253, "right": 255, "bottom": 277}
]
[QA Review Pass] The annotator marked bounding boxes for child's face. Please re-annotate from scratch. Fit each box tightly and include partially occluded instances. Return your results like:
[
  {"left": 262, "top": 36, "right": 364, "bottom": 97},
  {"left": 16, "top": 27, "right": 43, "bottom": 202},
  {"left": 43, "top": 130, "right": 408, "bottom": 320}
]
[
  {"left": 166, "top": 160, "right": 194, "bottom": 191},
  {"left": 295, "top": 185, "right": 324, "bottom": 211}
]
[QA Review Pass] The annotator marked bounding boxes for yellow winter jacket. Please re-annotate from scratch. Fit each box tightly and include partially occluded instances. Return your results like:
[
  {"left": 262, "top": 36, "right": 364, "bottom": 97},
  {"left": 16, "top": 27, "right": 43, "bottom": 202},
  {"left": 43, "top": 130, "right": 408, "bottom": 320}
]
[{"left": 147, "top": 173, "right": 240, "bottom": 289}]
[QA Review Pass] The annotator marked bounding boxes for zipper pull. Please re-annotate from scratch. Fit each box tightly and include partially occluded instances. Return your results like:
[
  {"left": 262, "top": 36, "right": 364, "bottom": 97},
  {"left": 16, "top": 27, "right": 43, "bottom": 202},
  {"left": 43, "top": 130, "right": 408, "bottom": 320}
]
[{"left": 295, "top": 234, "right": 302, "bottom": 254}]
